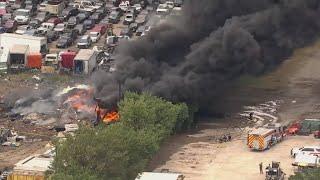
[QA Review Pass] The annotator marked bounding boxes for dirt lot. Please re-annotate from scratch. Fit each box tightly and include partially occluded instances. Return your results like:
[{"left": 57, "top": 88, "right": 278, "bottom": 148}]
[
  {"left": 149, "top": 40, "right": 320, "bottom": 179},
  {"left": 0, "top": 72, "right": 76, "bottom": 169}
]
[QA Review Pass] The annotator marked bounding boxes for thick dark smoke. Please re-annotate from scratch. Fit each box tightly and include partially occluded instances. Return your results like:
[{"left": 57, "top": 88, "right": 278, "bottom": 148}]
[{"left": 93, "top": 0, "right": 320, "bottom": 109}]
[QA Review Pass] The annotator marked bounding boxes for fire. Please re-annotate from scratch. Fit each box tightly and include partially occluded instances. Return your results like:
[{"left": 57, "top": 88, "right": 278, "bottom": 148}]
[
  {"left": 63, "top": 87, "right": 120, "bottom": 124},
  {"left": 102, "top": 110, "right": 120, "bottom": 124}
]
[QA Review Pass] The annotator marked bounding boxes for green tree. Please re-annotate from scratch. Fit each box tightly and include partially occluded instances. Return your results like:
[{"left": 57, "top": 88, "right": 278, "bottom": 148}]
[
  {"left": 50, "top": 92, "right": 192, "bottom": 180},
  {"left": 289, "top": 168, "right": 320, "bottom": 180}
]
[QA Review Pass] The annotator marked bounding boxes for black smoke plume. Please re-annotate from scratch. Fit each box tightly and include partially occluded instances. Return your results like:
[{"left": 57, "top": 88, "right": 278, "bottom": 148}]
[{"left": 93, "top": 0, "right": 320, "bottom": 109}]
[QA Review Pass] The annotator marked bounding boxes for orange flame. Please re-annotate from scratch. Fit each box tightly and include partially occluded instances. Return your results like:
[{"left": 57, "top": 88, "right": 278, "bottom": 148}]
[
  {"left": 63, "top": 88, "right": 119, "bottom": 124},
  {"left": 102, "top": 110, "right": 120, "bottom": 124}
]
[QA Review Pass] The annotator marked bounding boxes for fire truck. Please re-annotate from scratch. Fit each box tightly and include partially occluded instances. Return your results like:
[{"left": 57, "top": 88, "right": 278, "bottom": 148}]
[{"left": 247, "top": 123, "right": 286, "bottom": 151}]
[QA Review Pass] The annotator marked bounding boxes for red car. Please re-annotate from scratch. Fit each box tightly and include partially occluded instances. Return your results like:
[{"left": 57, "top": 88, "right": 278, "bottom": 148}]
[
  {"left": 4, "top": 20, "right": 18, "bottom": 33},
  {"left": 47, "top": 17, "right": 63, "bottom": 26},
  {"left": 287, "top": 123, "right": 302, "bottom": 135},
  {"left": 93, "top": 24, "right": 107, "bottom": 35}
]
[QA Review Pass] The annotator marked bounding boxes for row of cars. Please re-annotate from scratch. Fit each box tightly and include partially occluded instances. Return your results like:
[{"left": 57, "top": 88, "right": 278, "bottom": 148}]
[{"left": 0, "top": 0, "right": 183, "bottom": 52}]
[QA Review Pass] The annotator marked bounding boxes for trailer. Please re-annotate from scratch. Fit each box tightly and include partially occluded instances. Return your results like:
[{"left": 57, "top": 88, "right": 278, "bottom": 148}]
[
  {"left": 7, "top": 44, "right": 29, "bottom": 71},
  {"left": 247, "top": 123, "right": 285, "bottom": 151},
  {"left": 45, "top": 1, "right": 65, "bottom": 15},
  {"left": 0, "top": 33, "right": 47, "bottom": 65},
  {"left": 74, "top": 49, "right": 97, "bottom": 75}
]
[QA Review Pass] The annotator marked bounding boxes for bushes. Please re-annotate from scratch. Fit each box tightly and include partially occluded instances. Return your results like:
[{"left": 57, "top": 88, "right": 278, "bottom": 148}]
[
  {"left": 51, "top": 92, "right": 192, "bottom": 180},
  {"left": 289, "top": 168, "right": 320, "bottom": 180}
]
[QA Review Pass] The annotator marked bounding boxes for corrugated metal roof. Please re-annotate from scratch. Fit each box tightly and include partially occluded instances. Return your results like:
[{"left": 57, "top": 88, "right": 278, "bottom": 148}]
[
  {"left": 135, "top": 172, "right": 184, "bottom": 180},
  {"left": 74, "top": 49, "right": 96, "bottom": 61},
  {"left": 14, "top": 156, "right": 53, "bottom": 172},
  {"left": 10, "top": 44, "right": 29, "bottom": 54}
]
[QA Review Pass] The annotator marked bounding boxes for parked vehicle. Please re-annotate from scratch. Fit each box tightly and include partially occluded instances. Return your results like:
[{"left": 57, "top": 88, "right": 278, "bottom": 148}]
[
  {"left": 156, "top": 4, "right": 169, "bottom": 16},
  {"left": 24, "top": 29, "right": 37, "bottom": 36},
  {"left": 83, "top": 19, "right": 95, "bottom": 29},
  {"left": 292, "top": 153, "right": 320, "bottom": 170},
  {"left": 136, "top": 25, "right": 145, "bottom": 36},
  {"left": 24, "top": 0, "right": 37, "bottom": 16},
  {"left": 77, "top": 35, "right": 92, "bottom": 49},
  {"left": 29, "top": 19, "right": 41, "bottom": 28},
  {"left": 247, "top": 123, "right": 286, "bottom": 151},
  {"left": 108, "top": 11, "right": 120, "bottom": 24},
  {"left": 56, "top": 35, "right": 73, "bottom": 48},
  {"left": 64, "top": 29, "right": 78, "bottom": 40},
  {"left": 119, "top": 1, "right": 130, "bottom": 12},
  {"left": 4, "top": 19, "right": 18, "bottom": 32},
  {"left": 35, "top": 11, "right": 50, "bottom": 22},
  {"left": 15, "top": 25, "right": 30, "bottom": 34},
  {"left": 77, "top": 12, "right": 89, "bottom": 23},
  {"left": 166, "top": 1, "right": 174, "bottom": 9},
  {"left": 39, "top": 1, "right": 48, "bottom": 12},
  {"left": 37, "top": 22, "right": 55, "bottom": 35},
  {"left": 67, "top": 16, "right": 79, "bottom": 28},
  {"left": 61, "top": 7, "right": 78, "bottom": 20},
  {"left": 72, "top": 3, "right": 95, "bottom": 14},
  {"left": 53, "top": 23, "right": 66, "bottom": 33},
  {"left": 46, "top": 30, "right": 59, "bottom": 42},
  {"left": 73, "top": 49, "right": 98, "bottom": 75},
  {"left": 132, "top": 4, "right": 142, "bottom": 12},
  {"left": 14, "top": 9, "right": 31, "bottom": 24},
  {"left": 89, "top": 12, "right": 103, "bottom": 23},
  {"left": 135, "top": 14, "right": 146, "bottom": 25},
  {"left": 124, "top": 13, "right": 134, "bottom": 25},
  {"left": 0, "top": 2, "right": 7, "bottom": 17},
  {"left": 47, "top": 17, "right": 62, "bottom": 25},
  {"left": 314, "top": 130, "right": 320, "bottom": 138},
  {"left": 89, "top": 31, "right": 100, "bottom": 43},
  {"left": 291, "top": 146, "right": 320, "bottom": 158},
  {"left": 75, "top": 24, "right": 86, "bottom": 35},
  {"left": 174, "top": 0, "right": 183, "bottom": 7},
  {"left": 46, "top": 0, "right": 65, "bottom": 16},
  {"left": 129, "top": 22, "right": 138, "bottom": 32},
  {"left": 0, "top": 27, "right": 7, "bottom": 34}
]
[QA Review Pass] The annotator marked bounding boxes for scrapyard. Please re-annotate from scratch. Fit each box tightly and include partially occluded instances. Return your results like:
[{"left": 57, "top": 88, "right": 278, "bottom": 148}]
[{"left": 1, "top": 0, "right": 320, "bottom": 180}]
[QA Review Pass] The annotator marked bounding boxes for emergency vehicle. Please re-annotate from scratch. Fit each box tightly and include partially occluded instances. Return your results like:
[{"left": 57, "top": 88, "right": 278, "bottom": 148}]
[{"left": 247, "top": 123, "right": 285, "bottom": 151}]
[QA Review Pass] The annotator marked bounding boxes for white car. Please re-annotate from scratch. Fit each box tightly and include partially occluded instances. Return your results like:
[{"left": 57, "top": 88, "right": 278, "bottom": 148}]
[
  {"left": 14, "top": 9, "right": 30, "bottom": 24},
  {"left": 156, "top": 4, "right": 169, "bottom": 15},
  {"left": 15, "top": 25, "right": 30, "bottom": 34},
  {"left": 133, "top": 4, "right": 142, "bottom": 12},
  {"left": 39, "top": 1, "right": 48, "bottom": 12},
  {"left": 54, "top": 23, "right": 66, "bottom": 33},
  {"left": 166, "top": 1, "right": 175, "bottom": 9},
  {"left": 119, "top": 1, "right": 130, "bottom": 11},
  {"left": 291, "top": 146, "right": 320, "bottom": 158},
  {"left": 77, "top": 35, "right": 92, "bottom": 49},
  {"left": 89, "top": 31, "right": 101, "bottom": 43}
]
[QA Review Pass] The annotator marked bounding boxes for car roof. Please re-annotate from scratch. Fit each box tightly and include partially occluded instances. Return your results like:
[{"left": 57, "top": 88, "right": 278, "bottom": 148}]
[
  {"left": 302, "top": 146, "right": 320, "bottom": 148},
  {"left": 81, "top": 35, "right": 89, "bottom": 39}
]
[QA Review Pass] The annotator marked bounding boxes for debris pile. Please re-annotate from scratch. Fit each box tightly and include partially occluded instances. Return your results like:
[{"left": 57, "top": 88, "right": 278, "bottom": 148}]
[{"left": 239, "top": 100, "right": 282, "bottom": 126}]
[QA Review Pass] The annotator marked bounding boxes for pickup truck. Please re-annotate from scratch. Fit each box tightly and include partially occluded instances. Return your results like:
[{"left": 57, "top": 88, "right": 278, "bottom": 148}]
[{"left": 291, "top": 146, "right": 320, "bottom": 158}]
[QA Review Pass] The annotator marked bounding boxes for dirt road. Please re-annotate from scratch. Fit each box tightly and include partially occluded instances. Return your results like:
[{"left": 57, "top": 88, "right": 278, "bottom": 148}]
[{"left": 149, "top": 40, "right": 320, "bottom": 179}]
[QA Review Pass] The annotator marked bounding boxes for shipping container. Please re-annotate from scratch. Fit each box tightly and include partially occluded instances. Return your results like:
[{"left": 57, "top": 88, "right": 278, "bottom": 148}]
[{"left": 27, "top": 53, "right": 42, "bottom": 69}]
